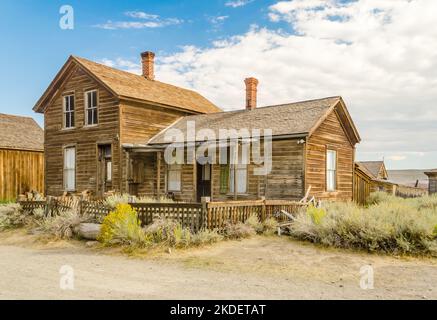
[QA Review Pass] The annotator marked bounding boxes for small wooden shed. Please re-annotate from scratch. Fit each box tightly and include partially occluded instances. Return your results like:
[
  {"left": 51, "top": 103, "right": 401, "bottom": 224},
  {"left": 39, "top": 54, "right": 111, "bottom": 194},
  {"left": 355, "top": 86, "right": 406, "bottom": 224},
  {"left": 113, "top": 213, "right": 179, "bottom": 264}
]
[
  {"left": 425, "top": 169, "right": 437, "bottom": 195},
  {"left": 0, "top": 113, "right": 44, "bottom": 201}
]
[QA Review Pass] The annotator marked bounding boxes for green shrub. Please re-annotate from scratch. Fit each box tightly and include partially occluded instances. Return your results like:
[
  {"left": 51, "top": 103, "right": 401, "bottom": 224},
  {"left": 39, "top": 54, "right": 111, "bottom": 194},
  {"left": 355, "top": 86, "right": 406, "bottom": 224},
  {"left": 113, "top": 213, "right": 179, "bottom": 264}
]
[
  {"left": 262, "top": 217, "right": 278, "bottom": 235},
  {"left": 0, "top": 203, "right": 26, "bottom": 230},
  {"left": 144, "top": 217, "right": 192, "bottom": 248},
  {"left": 289, "top": 196, "right": 437, "bottom": 256},
  {"left": 104, "top": 194, "right": 131, "bottom": 209},
  {"left": 245, "top": 215, "right": 263, "bottom": 234},
  {"left": 98, "top": 204, "right": 150, "bottom": 246},
  {"left": 307, "top": 205, "right": 326, "bottom": 225}
]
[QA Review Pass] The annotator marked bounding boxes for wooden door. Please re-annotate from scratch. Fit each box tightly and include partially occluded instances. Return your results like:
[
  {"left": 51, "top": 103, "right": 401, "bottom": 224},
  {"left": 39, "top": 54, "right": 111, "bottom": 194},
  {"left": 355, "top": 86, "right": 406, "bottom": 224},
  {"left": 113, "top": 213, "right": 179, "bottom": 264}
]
[
  {"left": 197, "top": 163, "right": 211, "bottom": 202},
  {"left": 98, "top": 145, "right": 112, "bottom": 196}
]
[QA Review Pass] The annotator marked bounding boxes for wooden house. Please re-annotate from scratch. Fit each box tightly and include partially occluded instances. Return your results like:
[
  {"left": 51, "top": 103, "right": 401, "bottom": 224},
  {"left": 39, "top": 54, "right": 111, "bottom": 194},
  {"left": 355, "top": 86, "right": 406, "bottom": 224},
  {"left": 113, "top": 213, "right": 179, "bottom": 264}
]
[
  {"left": 34, "top": 52, "right": 361, "bottom": 202},
  {"left": 0, "top": 113, "right": 44, "bottom": 201}
]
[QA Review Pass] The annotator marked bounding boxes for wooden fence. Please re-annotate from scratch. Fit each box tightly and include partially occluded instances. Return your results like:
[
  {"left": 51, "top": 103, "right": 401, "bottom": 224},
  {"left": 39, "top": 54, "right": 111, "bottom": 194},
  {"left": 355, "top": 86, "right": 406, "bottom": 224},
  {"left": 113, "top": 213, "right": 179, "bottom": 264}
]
[{"left": 19, "top": 198, "right": 307, "bottom": 232}]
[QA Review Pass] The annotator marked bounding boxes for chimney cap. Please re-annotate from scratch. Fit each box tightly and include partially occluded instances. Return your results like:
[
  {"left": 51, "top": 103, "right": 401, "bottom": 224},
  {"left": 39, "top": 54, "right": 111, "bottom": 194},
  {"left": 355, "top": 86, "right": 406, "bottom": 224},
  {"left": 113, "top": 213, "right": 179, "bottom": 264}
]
[
  {"left": 141, "top": 51, "right": 155, "bottom": 58},
  {"left": 244, "top": 77, "right": 259, "bottom": 85}
]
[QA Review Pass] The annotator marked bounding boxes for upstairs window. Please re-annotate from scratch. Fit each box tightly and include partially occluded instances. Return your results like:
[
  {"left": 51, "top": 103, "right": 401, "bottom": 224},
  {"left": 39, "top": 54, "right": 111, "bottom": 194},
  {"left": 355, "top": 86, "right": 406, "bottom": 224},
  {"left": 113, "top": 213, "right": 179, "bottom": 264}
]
[
  {"left": 326, "top": 149, "right": 337, "bottom": 191},
  {"left": 63, "top": 95, "right": 75, "bottom": 128},
  {"left": 85, "top": 90, "right": 98, "bottom": 126}
]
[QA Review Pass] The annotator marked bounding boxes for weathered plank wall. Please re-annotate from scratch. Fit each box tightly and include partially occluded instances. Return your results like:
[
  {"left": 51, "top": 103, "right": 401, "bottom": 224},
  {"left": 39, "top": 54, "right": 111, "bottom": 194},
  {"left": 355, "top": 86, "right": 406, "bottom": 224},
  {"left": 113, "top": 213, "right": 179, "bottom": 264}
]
[
  {"left": 353, "top": 165, "right": 371, "bottom": 205},
  {"left": 0, "top": 149, "right": 44, "bottom": 201},
  {"left": 306, "top": 110, "right": 354, "bottom": 201},
  {"left": 44, "top": 66, "right": 120, "bottom": 196}
]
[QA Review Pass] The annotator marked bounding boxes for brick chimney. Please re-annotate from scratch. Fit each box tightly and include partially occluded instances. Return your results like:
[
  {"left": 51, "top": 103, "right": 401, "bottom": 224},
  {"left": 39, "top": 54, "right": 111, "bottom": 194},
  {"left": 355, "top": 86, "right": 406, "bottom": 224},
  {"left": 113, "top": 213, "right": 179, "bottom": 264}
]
[
  {"left": 244, "top": 77, "right": 258, "bottom": 110},
  {"left": 141, "top": 51, "right": 155, "bottom": 80}
]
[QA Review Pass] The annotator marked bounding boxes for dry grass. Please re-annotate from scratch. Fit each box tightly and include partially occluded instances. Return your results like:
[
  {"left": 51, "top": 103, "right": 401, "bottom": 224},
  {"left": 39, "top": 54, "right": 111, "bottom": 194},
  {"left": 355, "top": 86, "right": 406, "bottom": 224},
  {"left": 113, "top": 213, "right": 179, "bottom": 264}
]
[{"left": 289, "top": 193, "right": 437, "bottom": 256}]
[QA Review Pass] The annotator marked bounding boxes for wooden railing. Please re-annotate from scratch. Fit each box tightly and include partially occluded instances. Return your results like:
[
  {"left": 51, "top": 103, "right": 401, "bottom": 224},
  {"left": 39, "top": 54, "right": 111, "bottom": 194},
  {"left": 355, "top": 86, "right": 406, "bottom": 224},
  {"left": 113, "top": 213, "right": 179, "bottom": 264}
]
[
  {"left": 19, "top": 198, "right": 308, "bottom": 232},
  {"left": 204, "top": 199, "right": 307, "bottom": 229}
]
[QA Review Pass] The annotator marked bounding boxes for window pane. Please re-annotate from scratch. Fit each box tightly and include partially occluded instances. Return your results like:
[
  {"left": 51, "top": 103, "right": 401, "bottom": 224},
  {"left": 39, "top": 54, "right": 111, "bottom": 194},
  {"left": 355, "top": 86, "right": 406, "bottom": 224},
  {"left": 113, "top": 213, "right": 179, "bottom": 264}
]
[
  {"left": 106, "top": 161, "right": 112, "bottom": 181},
  {"left": 93, "top": 108, "right": 98, "bottom": 124},
  {"left": 236, "top": 168, "right": 247, "bottom": 193},
  {"left": 92, "top": 91, "right": 97, "bottom": 107},
  {"left": 327, "top": 150, "right": 336, "bottom": 170},
  {"left": 327, "top": 171, "right": 335, "bottom": 191},
  {"left": 70, "top": 96, "right": 74, "bottom": 111},
  {"left": 168, "top": 165, "right": 181, "bottom": 191},
  {"left": 229, "top": 166, "right": 235, "bottom": 193},
  {"left": 70, "top": 112, "right": 74, "bottom": 127},
  {"left": 64, "top": 147, "right": 75, "bottom": 190}
]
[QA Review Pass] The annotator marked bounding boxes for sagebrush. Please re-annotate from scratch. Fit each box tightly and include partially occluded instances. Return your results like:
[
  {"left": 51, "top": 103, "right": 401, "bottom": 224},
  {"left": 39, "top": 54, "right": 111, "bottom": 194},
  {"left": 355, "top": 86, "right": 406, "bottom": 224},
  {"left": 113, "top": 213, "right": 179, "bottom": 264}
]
[{"left": 289, "top": 193, "right": 437, "bottom": 256}]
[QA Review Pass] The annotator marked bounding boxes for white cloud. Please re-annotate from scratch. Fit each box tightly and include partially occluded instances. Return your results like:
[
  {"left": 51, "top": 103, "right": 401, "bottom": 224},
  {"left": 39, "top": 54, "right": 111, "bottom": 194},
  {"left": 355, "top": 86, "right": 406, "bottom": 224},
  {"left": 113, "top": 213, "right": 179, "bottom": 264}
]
[
  {"left": 386, "top": 155, "right": 407, "bottom": 161},
  {"left": 94, "top": 11, "right": 183, "bottom": 29},
  {"left": 99, "top": 0, "right": 437, "bottom": 169},
  {"left": 225, "top": 0, "right": 254, "bottom": 8}
]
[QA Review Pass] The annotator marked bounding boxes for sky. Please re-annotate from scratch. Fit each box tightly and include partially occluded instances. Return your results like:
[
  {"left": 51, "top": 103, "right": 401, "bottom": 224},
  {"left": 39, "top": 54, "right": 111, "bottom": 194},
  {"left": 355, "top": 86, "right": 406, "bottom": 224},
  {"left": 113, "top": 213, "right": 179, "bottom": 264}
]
[{"left": 0, "top": 0, "right": 436, "bottom": 170}]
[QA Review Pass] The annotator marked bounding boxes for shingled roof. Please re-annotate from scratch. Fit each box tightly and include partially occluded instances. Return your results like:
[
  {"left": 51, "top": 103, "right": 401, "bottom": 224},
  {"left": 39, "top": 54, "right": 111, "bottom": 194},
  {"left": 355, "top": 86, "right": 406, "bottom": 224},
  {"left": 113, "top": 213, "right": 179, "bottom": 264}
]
[
  {"left": 34, "top": 56, "right": 221, "bottom": 115},
  {"left": 0, "top": 113, "right": 43, "bottom": 151},
  {"left": 357, "top": 161, "right": 387, "bottom": 180},
  {"left": 147, "top": 96, "right": 360, "bottom": 145}
]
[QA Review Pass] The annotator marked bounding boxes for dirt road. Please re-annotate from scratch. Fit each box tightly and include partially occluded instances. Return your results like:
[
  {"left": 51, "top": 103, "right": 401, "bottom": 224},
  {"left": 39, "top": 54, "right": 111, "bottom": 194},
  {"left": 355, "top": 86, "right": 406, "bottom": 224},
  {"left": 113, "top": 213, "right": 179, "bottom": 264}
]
[{"left": 0, "top": 231, "right": 436, "bottom": 299}]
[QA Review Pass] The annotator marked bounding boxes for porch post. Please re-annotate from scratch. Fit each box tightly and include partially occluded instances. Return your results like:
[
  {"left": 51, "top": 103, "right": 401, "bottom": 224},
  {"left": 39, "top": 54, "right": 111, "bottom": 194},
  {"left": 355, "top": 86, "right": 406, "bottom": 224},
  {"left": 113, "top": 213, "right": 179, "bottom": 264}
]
[{"left": 156, "top": 151, "right": 161, "bottom": 197}]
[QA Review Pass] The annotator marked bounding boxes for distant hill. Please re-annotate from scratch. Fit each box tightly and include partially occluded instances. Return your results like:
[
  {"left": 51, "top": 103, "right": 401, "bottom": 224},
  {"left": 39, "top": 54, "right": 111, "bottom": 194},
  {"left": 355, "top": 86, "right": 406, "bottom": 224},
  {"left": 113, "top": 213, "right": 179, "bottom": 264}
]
[{"left": 387, "top": 170, "right": 429, "bottom": 189}]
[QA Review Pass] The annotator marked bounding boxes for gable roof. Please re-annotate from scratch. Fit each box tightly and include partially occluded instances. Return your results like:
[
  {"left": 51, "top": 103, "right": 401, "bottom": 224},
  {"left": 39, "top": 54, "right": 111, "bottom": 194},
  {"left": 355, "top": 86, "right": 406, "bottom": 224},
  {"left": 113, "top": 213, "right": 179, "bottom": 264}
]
[
  {"left": 33, "top": 56, "right": 221, "bottom": 115},
  {"left": 357, "top": 161, "right": 387, "bottom": 180},
  {"left": 0, "top": 113, "right": 44, "bottom": 151},
  {"left": 425, "top": 169, "right": 437, "bottom": 176},
  {"left": 147, "top": 96, "right": 360, "bottom": 145}
]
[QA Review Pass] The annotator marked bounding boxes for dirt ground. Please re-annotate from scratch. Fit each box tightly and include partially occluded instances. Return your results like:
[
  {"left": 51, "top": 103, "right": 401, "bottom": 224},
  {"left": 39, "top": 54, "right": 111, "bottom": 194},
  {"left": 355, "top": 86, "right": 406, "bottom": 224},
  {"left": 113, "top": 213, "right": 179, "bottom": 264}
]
[{"left": 0, "top": 230, "right": 436, "bottom": 300}]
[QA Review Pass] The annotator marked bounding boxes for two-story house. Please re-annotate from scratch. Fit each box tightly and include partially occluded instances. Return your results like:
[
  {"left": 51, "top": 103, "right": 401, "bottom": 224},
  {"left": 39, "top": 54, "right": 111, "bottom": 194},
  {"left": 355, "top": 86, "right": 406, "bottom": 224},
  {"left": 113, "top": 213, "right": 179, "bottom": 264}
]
[{"left": 34, "top": 51, "right": 361, "bottom": 202}]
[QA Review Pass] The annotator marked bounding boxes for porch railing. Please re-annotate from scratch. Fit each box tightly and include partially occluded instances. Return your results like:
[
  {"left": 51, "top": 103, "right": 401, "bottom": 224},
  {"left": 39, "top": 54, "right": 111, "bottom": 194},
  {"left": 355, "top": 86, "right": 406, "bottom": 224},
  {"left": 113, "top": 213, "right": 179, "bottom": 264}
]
[{"left": 19, "top": 198, "right": 308, "bottom": 232}]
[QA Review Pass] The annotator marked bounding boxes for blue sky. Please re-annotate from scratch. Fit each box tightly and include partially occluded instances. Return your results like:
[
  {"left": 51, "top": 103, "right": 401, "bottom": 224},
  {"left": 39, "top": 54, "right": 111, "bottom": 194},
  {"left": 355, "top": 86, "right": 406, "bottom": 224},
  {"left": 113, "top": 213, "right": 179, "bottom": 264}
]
[
  {"left": 0, "top": 0, "right": 436, "bottom": 170},
  {"left": 0, "top": 0, "right": 279, "bottom": 122}
]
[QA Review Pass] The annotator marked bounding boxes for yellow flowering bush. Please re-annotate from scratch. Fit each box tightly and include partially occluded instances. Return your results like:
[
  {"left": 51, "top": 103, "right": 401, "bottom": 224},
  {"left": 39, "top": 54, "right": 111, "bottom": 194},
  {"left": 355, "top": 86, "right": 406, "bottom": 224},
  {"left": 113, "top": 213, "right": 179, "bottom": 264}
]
[{"left": 98, "top": 204, "right": 150, "bottom": 246}]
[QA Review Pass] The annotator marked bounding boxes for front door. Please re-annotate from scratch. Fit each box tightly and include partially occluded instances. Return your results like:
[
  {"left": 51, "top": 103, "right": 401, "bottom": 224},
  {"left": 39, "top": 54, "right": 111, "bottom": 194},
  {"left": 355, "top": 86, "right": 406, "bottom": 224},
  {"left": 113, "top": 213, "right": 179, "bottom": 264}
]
[
  {"left": 98, "top": 144, "right": 112, "bottom": 196},
  {"left": 197, "top": 163, "right": 211, "bottom": 202}
]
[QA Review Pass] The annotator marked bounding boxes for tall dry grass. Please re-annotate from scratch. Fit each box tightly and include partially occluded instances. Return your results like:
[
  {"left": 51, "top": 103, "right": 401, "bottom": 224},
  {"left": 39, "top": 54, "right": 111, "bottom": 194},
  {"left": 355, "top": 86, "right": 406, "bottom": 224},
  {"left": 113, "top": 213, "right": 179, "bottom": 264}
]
[{"left": 289, "top": 192, "right": 437, "bottom": 256}]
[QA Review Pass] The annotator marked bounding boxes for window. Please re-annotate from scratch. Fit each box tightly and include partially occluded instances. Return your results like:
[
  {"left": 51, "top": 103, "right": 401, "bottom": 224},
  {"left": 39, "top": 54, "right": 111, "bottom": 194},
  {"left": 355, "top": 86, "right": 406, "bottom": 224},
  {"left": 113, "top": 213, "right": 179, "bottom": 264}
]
[
  {"left": 85, "top": 90, "right": 98, "bottom": 126},
  {"left": 219, "top": 146, "right": 229, "bottom": 194},
  {"left": 326, "top": 150, "right": 337, "bottom": 191},
  {"left": 167, "top": 164, "right": 181, "bottom": 192},
  {"left": 230, "top": 144, "right": 249, "bottom": 194},
  {"left": 64, "top": 147, "right": 76, "bottom": 191},
  {"left": 63, "top": 95, "right": 75, "bottom": 128}
]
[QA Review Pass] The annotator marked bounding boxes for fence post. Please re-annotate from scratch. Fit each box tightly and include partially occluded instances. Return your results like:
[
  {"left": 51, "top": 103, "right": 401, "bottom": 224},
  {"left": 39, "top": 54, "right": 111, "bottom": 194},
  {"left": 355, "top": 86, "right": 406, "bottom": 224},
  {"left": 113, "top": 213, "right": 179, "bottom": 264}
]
[
  {"left": 261, "top": 196, "right": 266, "bottom": 221},
  {"left": 201, "top": 197, "right": 210, "bottom": 230}
]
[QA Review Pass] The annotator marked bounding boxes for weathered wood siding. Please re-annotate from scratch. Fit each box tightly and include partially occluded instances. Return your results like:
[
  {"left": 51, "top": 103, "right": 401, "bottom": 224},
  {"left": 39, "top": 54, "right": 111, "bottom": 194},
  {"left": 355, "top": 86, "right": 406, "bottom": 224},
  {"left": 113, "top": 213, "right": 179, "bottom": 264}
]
[
  {"left": 119, "top": 101, "right": 190, "bottom": 194},
  {"left": 429, "top": 176, "right": 437, "bottom": 195},
  {"left": 44, "top": 66, "right": 120, "bottom": 196},
  {"left": 0, "top": 149, "right": 44, "bottom": 201},
  {"left": 306, "top": 110, "right": 354, "bottom": 201},
  {"left": 354, "top": 165, "right": 371, "bottom": 205}
]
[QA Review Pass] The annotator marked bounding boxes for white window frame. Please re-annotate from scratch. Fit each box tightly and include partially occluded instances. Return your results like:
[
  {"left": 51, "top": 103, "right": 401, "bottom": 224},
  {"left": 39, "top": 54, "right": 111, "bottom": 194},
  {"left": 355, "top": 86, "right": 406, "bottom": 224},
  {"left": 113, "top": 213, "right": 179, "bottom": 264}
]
[
  {"left": 84, "top": 89, "right": 98, "bottom": 126},
  {"left": 230, "top": 143, "right": 249, "bottom": 194},
  {"left": 167, "top": 164, "right": 182, "bottom": 192},
  {"left": 63, "top": 94, "right": 75, "bottom": 129},
  {"left": 63, "top": 146, "right": 76, "bottom": 191},
  {"left": 326, "top": 149, "right": 337, "bottom": 192}
]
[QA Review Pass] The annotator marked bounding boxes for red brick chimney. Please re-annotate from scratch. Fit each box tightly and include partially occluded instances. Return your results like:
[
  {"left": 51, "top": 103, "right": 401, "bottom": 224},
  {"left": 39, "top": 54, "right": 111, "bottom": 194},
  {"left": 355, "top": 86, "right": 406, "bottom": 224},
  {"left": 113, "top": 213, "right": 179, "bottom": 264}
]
[
  {"left": 141, "top": 51, "right": 155, "bottom": 80},
  {"left": 244, "top": 77, "right": 258, "bottom": 110}
]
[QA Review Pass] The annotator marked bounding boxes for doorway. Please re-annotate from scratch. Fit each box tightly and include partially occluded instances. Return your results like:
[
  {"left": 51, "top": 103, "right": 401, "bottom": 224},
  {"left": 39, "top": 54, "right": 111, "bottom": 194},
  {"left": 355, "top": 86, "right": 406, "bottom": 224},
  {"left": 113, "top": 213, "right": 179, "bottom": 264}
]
[
  {"left": 98, "top": 144, "right": 112, "bottom": 196},
  {"left": 197, "top": 163, "right": 211, "bottom": 202}
]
